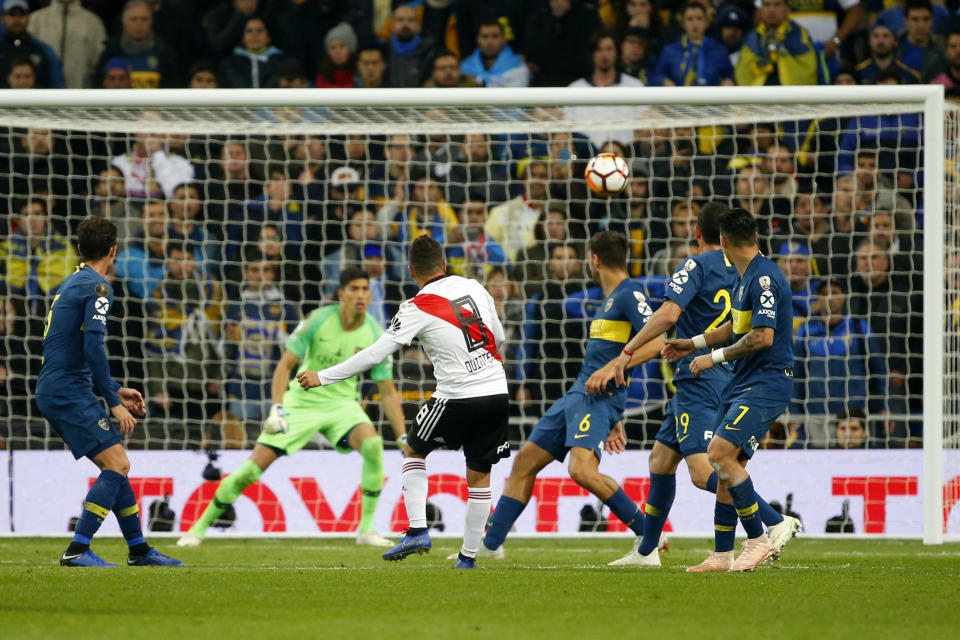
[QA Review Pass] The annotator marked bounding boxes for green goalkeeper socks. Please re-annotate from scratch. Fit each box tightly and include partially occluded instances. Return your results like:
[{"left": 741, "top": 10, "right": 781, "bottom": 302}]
[
  {"left": 358, "top": 436, "right": 384, "bottom": 533},
  {"left": 189, "top": 459, "right": 263, "bottom": 536}
]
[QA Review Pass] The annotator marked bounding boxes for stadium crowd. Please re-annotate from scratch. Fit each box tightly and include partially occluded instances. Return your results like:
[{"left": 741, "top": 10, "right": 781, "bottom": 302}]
[{"left": 1, "top": 0, "right": 957, "bottom": 452}]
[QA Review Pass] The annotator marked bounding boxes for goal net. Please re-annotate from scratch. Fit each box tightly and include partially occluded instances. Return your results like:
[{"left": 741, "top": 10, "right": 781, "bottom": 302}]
[{"left": 0, "top": 87, "right": 953, "bottom": 541}]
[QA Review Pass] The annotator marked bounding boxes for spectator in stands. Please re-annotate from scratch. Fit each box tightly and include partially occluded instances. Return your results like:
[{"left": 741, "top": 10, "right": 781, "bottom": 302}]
[
  {"left": 867, "top": 211, "right": 922, "bottom": 284},
  {"left": 853, "top": 148, "right": 915, "bottom": 231},
  {"left": 454, "top": 134, "right": 509, "bottom": 205},
  {"left": 253, "top": 223, "right": 318, "bottom": 309},
  {"left": 87, "top": 167, "right": 136, "bottom": 243},
  {"left": 714, "top": 4, "right": 750, "bottom": 68},
  {"left": 894, "top": 0, "right": 945, "bottom": 78},
  {"left": 315, "top": 21, "right": 357, "bottom": 88},
  {"left": 778, "top": 240, "right": 819, "bottom": 327},
  {"left": 275, "top": 0, "right": 345, "bottom": 78},
  {"left": 386, "top": 4, "right": 435, "bottom": 88},
  {"left": 762, "top": 142, "right": 798, "bottom": 198},
  {"left": 790, "top": 188, "right": 831, "bottom": 273},
  {"left": 486, "top": 159, "right": 548, "bottom": 264},
  {"left": 367, "top": 133, "right": 412, "bottom": 203},
  {"left": 617, "top": 0, "right": 662, "bottom": 40},
  {"left": 0, "top": 198, "right": 77, "bottom": 312},
  {"left": 930, "top": 28, "right": 960, "bottom": 88},
  {"left": 205, "top": 0, "right": 270, "bottom": 58},
  {"left": 355, "top": 44, "right": 388, "bottom": 88},
  {"left": 856, "top": 23, "right": 921, "bottom": 84},
  {"left": 97, "top": 0, "right": 181, "bottom": 88},
  {"left": 219, "top": 17, "right": 285, "bottom": 88},
  {"left": 729, "top": 159, "right": 789, "bottom": 243},
  {"left": 424, "top": 50, "right": 480, "bottom": 88},
  {"left": 0, "top": 128, "right": 71, "bottom": 216},
  {"left": 101, "top": 57, "right": 132, "bottom": 88},
  {"left": 849, "top": 238, "right": 923, "bottom": 431},
  {"left": 460, "top": 20, "right": 530, "bottom": 88},
  {"left": 653, "top": 2, "right": 734, "bottom": 87},
  {"left": 143, "top": 240, "right": 222, "bottom": 437},
  {"left": 188, "top": 60, "right": 219, "bottom": 88},
  {"left": 568, "top": 32, "right": 644, "bottom": 149},
  {"left": 169, "top": 183, "right": 218, "bottom": 274},
  {"left": 322, "top": 207, "right": 380, "bottom": 298},
  {"left": 0, "top": 282, "right": 41, "bottom": 421},
  {"left": 514, "top": 201, "right": 575, "bottom": 296},
  {"left": 456, "top": 0, "right": 529, "bottom": 58},
  {"left": 873, "top": 0, "right": 954, "bottom": 38},
  {"left": 483, "top": 265, "right": 523, "bottom": 369},
  {"left": 112, "top": 114, "right": 195, "bottom": 201},
  {"left": 837, "top": 69, "right": 922, "bottom": 187},
  {"left": 648, "top": 200, "right": 699, "bottom": 277},
  {"left": 204, "top": 140, "right": 257, "bottom": 234},
  {"left": 620, "top": 26, "right": 655, "bottom": 83},
  {"left": 390, "top": 170, "right": 459, "bottom": 251},
  {"left": 524, "top": 0, "right": 603, "bottom": 87},
  {"left": 788, "top": 0, "right": 861, "bottom": 63},
  {"left": 221, "top": 250, "right": 298, "bottom": 446},
  {"left": 604, "top": 160, "right": 667, "bottom": 276},
  {"left": 831, "top": 408, "right": 871, "bottom": 449},
  {"left": 5, "top": 55, "right": 35, "bottom": 88},
  {"left": 30, "top": 0, "right": 107, "bottom": 88},
  {"left": 0, "top": 0, "right": 64, "bottom": 88},
  {"left": 115, "top": 199, "right": 167, "bottom": 299},
  {"left": 515, "top": 242, "right": 588, "bottom": 413},
  {"left": 735, "top": 0, "right": 820, "bottom": 86},
  {"left": 446, "top": 196, "right": 508, "bottom": 279}
]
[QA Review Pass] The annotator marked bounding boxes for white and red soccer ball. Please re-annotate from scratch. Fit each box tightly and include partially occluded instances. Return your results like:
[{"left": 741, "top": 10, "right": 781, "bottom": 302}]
[{"left": 584, "top": 153, "right": 630, "bottom": 196}]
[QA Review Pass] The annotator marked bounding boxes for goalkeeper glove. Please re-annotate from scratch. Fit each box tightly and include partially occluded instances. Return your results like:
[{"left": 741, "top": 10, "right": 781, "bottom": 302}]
[{"left": 262, "top": 404, "right": 288, "bottom": 435}]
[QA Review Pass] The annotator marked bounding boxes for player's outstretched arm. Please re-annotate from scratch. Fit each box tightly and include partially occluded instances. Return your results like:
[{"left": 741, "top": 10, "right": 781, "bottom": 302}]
[
  {"left": 585, "top": 334, "right": 666, "bottom": 395},
  {"left": 297, "top": 334, "right": 400, "bottom": 389},
  {"left": 689, "top": 326, "right": 774, "bottom": 377},
  {"left": 663, "top": 320, "right": 732, "bottom": 362},
  {"left": 613, "top": 300, "right": 682, "bottom": 385},
  {"left": 118, "top": 387, "right": 146, "bottom": 416}
]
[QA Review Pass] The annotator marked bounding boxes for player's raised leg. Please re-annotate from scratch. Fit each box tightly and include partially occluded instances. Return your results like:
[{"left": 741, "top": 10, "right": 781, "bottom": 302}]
[
  {"left": 178, "top": 444, "right": 276, "bottom": 546},
  {"left": 482, "top": 440, "right": 556, "bottom": 552},
  {"left": 348, "top": 423, "right": 393, "bottom": 546}
]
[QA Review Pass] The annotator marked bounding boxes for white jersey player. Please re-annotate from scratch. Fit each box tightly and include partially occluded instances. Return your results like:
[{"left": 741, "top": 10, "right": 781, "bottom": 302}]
[{"left": 297, "top": 235, "right": 510, "bottom": 569}]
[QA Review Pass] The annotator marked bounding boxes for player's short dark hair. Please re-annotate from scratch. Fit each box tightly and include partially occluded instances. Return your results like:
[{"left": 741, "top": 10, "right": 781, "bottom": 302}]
[
  {"left": 434, "top": 49, "right": 459, "bottom": 64},
  {"left": 680, "top": 1, "right": 708, "bottom": 16},
  {"left": 77, "top": 216, "right": 117, "bottom": 261},
  {"left": 477, "top": 20, "right": 504, "bottom": 33},
  {"left": 697, "top": 201, "right": 728, "bottom": 245},
  {"left": 408, "top": 234, "right": 445, "bottom": 276},
  {"left": 188, "top": 59, "right": 217, "bottom": 79},
  {"left": 718, "top": 208, "right": 758, "bottom": 247},
  {"left": 339, "top": 266, "right": 370, "bottom": 288},
  {"left": 8, "top": 54, "right": 35, "bottom": 73},
  {"left": 17, "top": 197, "right": 46, "bottom": 215},
  {"left": 588, "top": 230, "right": 628, "bottom": 269},
  {"left": 274, "top": 58, "right": 308, "bottom": 84}
]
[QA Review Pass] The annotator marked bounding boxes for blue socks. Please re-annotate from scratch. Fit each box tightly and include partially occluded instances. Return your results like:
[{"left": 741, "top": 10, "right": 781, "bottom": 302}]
[
  {"left": 727, "top": 477, "right": 765, "bottom": 539},
  {"left": 72, "top": 469, "right": 125, "bottom": 548},
  {"left": 114, "top": 477, "right": 150, "bottom": 555},
  {"left": 638, "top": 473, "right": 675, "bottom": 555},
  {"left": 714, "top": 502, "right": 738, "bottom": 552},
  {"left": 707, "top": 470, "right": 782, "bottom": 527},
  {"left": 603, "top": 488, "right": 644, "bottom": 536},
  {"left": 706, "top": 471, "right": 719, "bottom": 494},
  {"left": 483, "top": 496, "right": 526, "bottom": 550}
]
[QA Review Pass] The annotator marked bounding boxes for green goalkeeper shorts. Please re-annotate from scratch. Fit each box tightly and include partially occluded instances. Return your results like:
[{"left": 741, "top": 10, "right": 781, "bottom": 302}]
[{"left": 256, "top": 402, "right": 372, "bottom": 455}]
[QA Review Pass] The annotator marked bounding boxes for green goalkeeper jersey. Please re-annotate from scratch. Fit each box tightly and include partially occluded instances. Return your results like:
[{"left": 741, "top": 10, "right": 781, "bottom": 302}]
[{"left": 282, "top": 304, "right": 393, "bottom": 409}]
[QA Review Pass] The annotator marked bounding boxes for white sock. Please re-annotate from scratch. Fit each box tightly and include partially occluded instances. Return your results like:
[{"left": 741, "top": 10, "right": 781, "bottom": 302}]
[
  {"left": 401, "top": 458, "right": 428, "bottom": 529},
  {"left": 460, "top": 487, "right": 492, "bottom": 558}
]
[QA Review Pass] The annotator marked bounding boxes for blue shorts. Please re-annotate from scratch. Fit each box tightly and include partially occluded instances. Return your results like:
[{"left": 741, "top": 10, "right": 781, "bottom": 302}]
[
  {"left": 715, "top": 392, "right": 788, "bottom": 460},
  {"left": 36, "top": 393, "right": 120, "bottom": 460},
  {"left": 656, "top": 380, "right": 725, "bottom": 457},
  {"left": 528, "top": 392, "right": 620, "bottom": 462}
]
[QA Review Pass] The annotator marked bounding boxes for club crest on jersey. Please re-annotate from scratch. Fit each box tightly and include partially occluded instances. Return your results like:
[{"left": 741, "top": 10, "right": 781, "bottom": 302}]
[
  {"left": 94, "top": 283, "right": 109, "bottom": 297},
  {"left": 604, "top": 298, "right": 614, "bottom": 312},
  {"left": 683, "top": 258, "right": 697, "bottom": 271},
  {"left": 759, "top": 275, "right": 771, "bottom": 290},
  {"left": 97, "top": 418, "right": 109, "bottom": 431}
]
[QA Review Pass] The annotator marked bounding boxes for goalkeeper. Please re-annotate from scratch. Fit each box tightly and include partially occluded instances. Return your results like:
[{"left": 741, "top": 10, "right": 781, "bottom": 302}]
[{"left": 178, "top": 268, "right": 407, "bottom": 547}]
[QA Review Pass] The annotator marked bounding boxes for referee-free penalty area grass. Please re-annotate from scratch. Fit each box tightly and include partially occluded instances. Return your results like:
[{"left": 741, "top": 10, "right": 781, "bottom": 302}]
[{"left": 1, "top": 537, "right": 958, "bottom": 640}]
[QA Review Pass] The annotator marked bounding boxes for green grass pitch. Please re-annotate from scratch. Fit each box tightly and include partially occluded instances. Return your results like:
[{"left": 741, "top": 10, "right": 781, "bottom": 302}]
[{"left": 2, "top": 537, "right": 959, "bottom": 640}]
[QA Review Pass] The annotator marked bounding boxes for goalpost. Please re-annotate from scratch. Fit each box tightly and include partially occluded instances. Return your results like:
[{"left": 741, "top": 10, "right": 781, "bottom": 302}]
[{"left": 0, "top": 86, "right": 952, "bottom": 543}]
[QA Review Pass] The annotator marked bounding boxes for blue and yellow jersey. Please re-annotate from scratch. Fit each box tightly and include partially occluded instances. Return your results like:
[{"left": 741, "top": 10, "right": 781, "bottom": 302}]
[
  {"left": 735, "top": 21, "right": 821, "bottom": 87},
  {"left": 729, "top": 253, "right": 794, "bottom": 398},
  {"left": 665, "top": 250, "right": 738, "bottom": 388},
  {"left": 569, "top": 278, "right": 654, "bottom": 410},
  {"left": 36, "top": 263, "right": 117, "bottom": 401},
  {"left": 0, "top": 230, "right": 79, "bottom": 296}
]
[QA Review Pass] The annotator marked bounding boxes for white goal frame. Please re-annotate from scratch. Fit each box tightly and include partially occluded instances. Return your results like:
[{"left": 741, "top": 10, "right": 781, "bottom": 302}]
[{"left": 0, "top": 85, "right": 947, "bottom": 543}]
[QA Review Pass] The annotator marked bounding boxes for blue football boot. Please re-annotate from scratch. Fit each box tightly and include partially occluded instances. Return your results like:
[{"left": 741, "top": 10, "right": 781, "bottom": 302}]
[
  {"left": 60, "top": 549, "right": 117, "bottom": 567},
  {"left": 453, "top": 554, "right": 477, "bottom": 569},
  {"left": 128, "top": 548, "right": 185, "bottom": 567},
  {"left": 382, "top": 530, "right": 432, "bottom": 561}
]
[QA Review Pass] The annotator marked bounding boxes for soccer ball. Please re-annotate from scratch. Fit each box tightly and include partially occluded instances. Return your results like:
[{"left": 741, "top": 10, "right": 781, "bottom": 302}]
[{"left": 585, "top": 153, "right": 630, "bottom": 196}]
